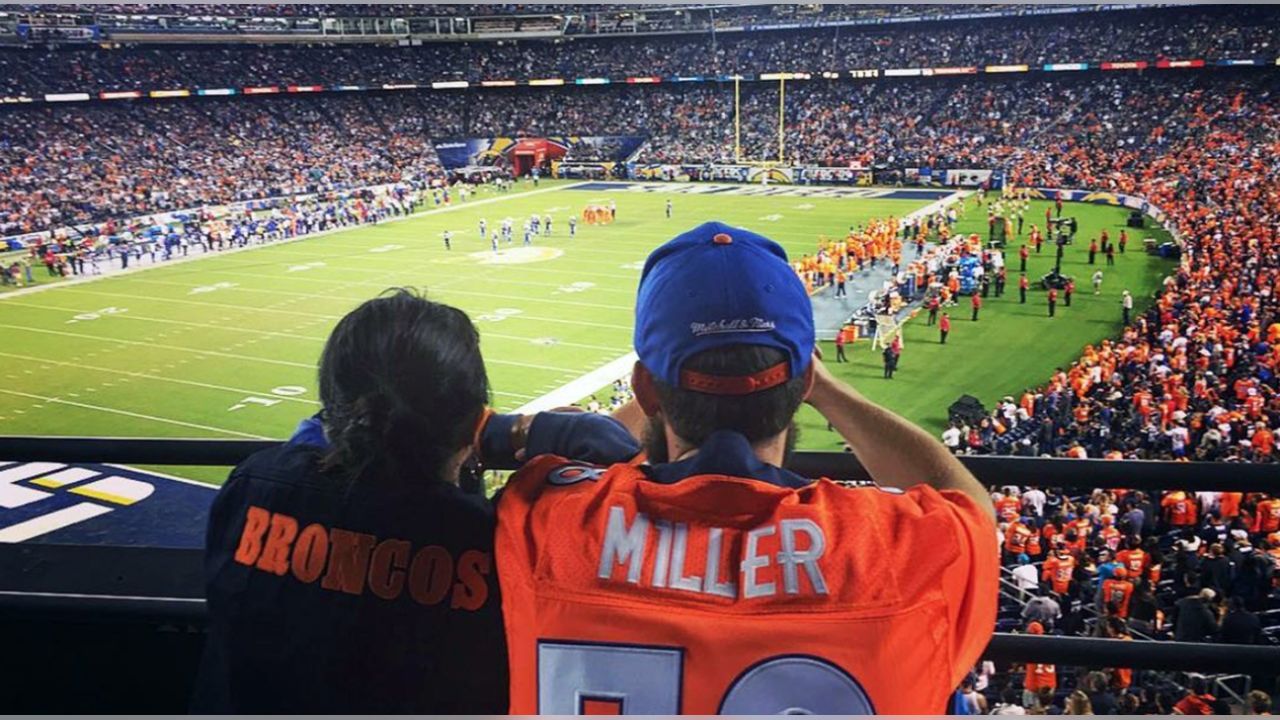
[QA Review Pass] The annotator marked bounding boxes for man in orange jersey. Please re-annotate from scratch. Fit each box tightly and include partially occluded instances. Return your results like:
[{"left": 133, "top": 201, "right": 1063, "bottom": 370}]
[
  {"left": 1042, "top": 547, "right": 1076, "bottom": 596},
  {"left": 1162, "top": 490, "right": 1199, "bottom": 529},
  {"left": 1115, "top": 537, "right": 1150, "bottom": 583},
  {"left": 1020, "top": 622, "right": 1056, "bottom": 708},
  {"left": 995, "top": 491, "right": 1022, "bottom": 524},
  {"left": 496, "top": 222, "right": 997, "bottom": 714},
  {"left": 1098, "top": 566, "right": 1134, "bottom": 618},
  {"left": 1257, "top": 494, "right": 1280, "bottom": 534}
]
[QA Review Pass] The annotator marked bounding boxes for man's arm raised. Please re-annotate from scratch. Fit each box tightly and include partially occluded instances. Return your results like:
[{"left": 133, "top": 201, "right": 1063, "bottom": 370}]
[{"left": 805, "top": 354, "right": 994, "bottom": 516}]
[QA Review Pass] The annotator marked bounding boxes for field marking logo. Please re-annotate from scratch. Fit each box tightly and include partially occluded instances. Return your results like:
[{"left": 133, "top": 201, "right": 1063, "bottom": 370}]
[
  {"left": 189, "top": 281, "right": 237, "bottom": 295},
  {"left": 0, "top": 462, "right": 154, "bottom": 543},
  {"left": 470, "top": 247, "right": 564, "bottom": 265}
]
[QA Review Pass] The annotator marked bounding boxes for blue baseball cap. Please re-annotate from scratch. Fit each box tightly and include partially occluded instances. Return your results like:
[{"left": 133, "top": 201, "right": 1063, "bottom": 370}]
[{"left": 634, "top": 221, "right": 815, "bottom": 395}]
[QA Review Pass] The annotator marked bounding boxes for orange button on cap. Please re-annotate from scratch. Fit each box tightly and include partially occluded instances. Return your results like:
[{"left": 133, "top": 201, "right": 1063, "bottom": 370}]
[{"left": 712, "top": 233, "right": 733, "bottom": 245}]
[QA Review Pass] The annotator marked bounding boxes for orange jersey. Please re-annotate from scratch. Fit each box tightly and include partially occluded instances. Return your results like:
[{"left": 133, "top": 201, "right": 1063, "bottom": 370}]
[
  {"left": 1098, "top": 526, "right": 1122, "bottom": 552},
  {"left": 1218, "top": 492, "right": 1243, "bottom": 519},
  {"left": 1025, "top": 662, "right": 1057, "bottom": 692},
  {"left": 995, "top": 496, "right": 1021, "bottom": 523},
  {"left": 1257, "top": 499, "right": 1280, "bottom": 533},
  {"left": 1162, "top": 492, "right": 1198, "bottom": 526},
  {"left": 1100, "top": 578, "right": 1134, "bottom": 618},
  {"left": 1042, "top": 555, "right": 1076, "bottom": 595},
  {"left": 1116, "top": 549, "right": 1149, "bottom": 579},
  {"left": 496, "top": 451, "right": 999, "bottom": 714}
]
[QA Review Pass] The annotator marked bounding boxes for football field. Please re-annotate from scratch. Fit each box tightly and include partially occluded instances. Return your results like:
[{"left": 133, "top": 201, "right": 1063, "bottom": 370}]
[{"left": 0, "top": 179, "right": 1175, "bottom": 484}]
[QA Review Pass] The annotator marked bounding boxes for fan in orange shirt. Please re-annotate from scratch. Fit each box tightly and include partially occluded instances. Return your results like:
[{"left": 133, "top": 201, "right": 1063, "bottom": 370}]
[
  {"left": 1099, "top": 567, "right": 1134, "bottom": 618},
  {"left": 1162, "top": 491, "right": 1198, "bottom": 527},
  {"left": 1252, "top": 422, "right": 1275, "bottom": 458},
  {"left": 1218, "top": 491, "right": 1243, "bottom": 520},
  {"left": 995, "top": 492, "right": 1022, "bottom": 523},
  {"left": 1256, "top": 496, "right": 1280, "bottom": 534},
  {"left": 1041, "top": 549, "right": 1076, "bottom": 595},
  {"left": 1020, "top": 622, "right": 1056, "bottom": 705},
  {"left": 1116, "top": 539, "right": 1151, "bottom": 582}
]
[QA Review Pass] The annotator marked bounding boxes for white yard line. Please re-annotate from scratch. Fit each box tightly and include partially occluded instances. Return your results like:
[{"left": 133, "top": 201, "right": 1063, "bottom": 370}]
[
  {"left": 0, "top": 323, "right": 317, "bottom": 369},
  {"left": 0, "top": 299, "right": 332, "bottom": 342},
  {"left": 0, "top": 388, "right": 272, "bottom": 439},
  {"left": 0, "top": 182, "right": 584, "bottom": 302},
  {"left": 0, "top": 351, "right": 320, "bottom": 406}
]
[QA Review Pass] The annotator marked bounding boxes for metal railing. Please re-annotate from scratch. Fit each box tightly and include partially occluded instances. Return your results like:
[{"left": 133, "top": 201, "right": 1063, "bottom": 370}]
[
  {"left": 1, "top": 435, "right": 1274, "bottom": 492},
  {"left": 2, "top": 434, "right": 1278, "bottom": 675}
]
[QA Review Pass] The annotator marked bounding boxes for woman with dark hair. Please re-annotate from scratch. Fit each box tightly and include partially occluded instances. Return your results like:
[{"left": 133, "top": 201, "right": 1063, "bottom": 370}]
[{"left": 195, "top": 290, "right": 636, "bottom": 712}]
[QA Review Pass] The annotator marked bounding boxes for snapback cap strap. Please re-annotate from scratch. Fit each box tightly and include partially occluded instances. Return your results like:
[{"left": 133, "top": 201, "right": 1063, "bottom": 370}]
[{"left": 678, "top": 361, "right": 791, "bottom": 396}]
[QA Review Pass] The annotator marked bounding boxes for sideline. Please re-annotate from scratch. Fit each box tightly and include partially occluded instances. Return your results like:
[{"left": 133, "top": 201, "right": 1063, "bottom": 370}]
[{"left": 0, "top": 181, "right": 584, "bottom": 302}]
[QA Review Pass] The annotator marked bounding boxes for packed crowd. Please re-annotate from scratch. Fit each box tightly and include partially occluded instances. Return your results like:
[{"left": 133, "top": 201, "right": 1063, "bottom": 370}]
[
  {"left": 0, "top": 93, "right": 446, "bottom": 236},
  {"left": 4, "top": 4, "right": 1096, "bottom": 22},
  {"left": 0, "top": 5, "right": 1276, "bottom": 96},
  {"left": 965, "top": 481, "right": 1280, "bottom": 713},
  {"left": 4, "top": 4, "right": 617, "bottom": 18}
]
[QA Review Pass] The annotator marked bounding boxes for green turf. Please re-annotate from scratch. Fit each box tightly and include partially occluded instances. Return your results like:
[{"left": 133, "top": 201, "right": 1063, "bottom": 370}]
[{"left": 0, "top": 180, "right": 1173, "bottom": 483}]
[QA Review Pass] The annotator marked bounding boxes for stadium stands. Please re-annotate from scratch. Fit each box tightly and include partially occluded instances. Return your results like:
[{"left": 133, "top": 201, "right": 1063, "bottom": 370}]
[{"left": 0, "top": 5, "right": 1276, "bottom": 95}]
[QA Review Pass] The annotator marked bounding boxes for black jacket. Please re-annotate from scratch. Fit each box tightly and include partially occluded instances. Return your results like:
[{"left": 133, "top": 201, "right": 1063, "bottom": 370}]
[
  {"left": 193, "top": 444, "right": 508, "bottom": 713},
  {"left": 1172, "top": 596, "right": 1218, "bottom": 643},
  {"left": 1220, "top": 609, "right": 1263, "bottom": 645}
]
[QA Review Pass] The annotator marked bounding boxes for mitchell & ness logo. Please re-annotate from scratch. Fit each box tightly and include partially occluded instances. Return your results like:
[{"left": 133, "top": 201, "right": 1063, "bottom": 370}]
[{"left": 690, "top": 317, "right": 776, "bottom": 336}]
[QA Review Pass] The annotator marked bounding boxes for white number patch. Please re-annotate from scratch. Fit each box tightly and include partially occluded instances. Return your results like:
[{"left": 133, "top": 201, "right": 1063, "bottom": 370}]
[
  {"left": 556, "top": 281, "right": 595, "bottom": 294},
  {"left": 368, "top": 244, "right": 404, "bottom": 253},
  {"left": 538, "top": 643, "right": 873, "bottom": 714},
  {"left": 475, "top": 308, "right": 524, "bottom": 323},
  {"left": 757, "top": 214, "right": 784, "bottom": 222},
  {"left": 189, "top": 282, "right": 237, "bottom": 295},
  {"left": 66, "top": 307, "right": 128, "bottom": 324},
  {"left": 228, "top": 385, "right": 308, "bottom": 412},
  {"left": 286, "top": 262, "right": 326, "bottom": 273}
]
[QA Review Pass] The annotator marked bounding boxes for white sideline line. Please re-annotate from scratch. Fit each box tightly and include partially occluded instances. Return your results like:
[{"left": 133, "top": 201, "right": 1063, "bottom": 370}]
[
  {"left": 514, "top": 352, "right": 638, "bottom": 415},
  {"left": 0, "top": 182, "right": 584, "bottom": 302},
  {"left": 0, "top": 388, "right": 272, "bottom": 439}
]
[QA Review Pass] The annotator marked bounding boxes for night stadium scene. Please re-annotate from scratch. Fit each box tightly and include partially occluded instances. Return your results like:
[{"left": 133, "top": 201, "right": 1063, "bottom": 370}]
[{"left": 0, "top": 2, "right": 1278, "bottom": 715}]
